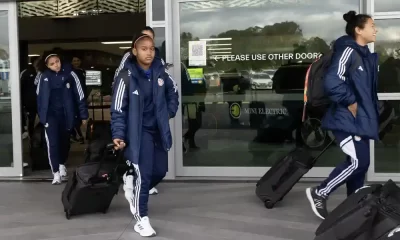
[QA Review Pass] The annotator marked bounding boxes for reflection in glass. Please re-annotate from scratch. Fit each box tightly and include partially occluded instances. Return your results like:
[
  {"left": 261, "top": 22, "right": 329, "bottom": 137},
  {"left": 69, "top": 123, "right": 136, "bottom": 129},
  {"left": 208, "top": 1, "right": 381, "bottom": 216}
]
[
  {"left": 375, "top": 101, "right": 400, "bottom": 173},
  {"left": 375, "top": 19, "right": 400, "bottom": 93},
  {"left": 153, "top": 27, "right": 166, "bottom": 61},
  {"left": 179, "top": 0, "right": 359, "bottom": 167},
  {"left": 0, "top": 10, "right": 13, "bottom": 167},
  {"left": 374, "top": 0, "right": 400, "bottom": 13},
  {"left": 152, "top": 0, "right": 165, "bottom": 21}
]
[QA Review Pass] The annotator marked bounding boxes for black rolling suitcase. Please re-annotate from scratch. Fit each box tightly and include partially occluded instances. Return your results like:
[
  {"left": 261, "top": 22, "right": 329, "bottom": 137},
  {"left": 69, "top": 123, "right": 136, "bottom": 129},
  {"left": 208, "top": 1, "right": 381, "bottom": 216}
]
[
  {"left": 30, "top": 123, "right": 51, "bottom": 171},
  {"left": 255, "top": 139, "right": 334, "bottom": 209},
  {"left": 315, "top": 180, "right": 400, "bottom": 240},
  {"left": 62, "top": 143, "right": 124, "bottom": 219}
]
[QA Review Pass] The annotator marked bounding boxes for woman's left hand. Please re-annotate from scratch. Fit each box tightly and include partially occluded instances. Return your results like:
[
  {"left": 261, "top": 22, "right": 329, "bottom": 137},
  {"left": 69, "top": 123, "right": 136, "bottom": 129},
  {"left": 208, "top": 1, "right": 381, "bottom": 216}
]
[{"left": 82, "top": 120, "right": 87, "bottom": 125}]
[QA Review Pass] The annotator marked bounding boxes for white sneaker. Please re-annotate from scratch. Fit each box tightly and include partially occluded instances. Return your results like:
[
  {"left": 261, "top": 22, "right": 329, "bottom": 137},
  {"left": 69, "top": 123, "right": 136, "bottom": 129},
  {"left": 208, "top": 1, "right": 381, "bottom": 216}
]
[
  {"left": 134, "top": 216, "right": 156, "bottom": 237},
  {"left": 123, "top": 173, "right": 137, "bottom": 216},
  {"left": 149, "top": 187, "right": 158, "bottom": 195},
  {"left": 59, "top": 164, "right": 67, "bottom": 177},
  {"left": 52, "top": 172, "right": 61, "bottom": 185}
]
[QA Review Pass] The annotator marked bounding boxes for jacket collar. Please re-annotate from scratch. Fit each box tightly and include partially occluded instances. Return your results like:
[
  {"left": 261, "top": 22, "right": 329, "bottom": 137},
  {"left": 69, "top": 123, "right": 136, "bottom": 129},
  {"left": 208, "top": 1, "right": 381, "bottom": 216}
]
[{"left": 333, "top": 35, "right": 371, "bottom": 58}]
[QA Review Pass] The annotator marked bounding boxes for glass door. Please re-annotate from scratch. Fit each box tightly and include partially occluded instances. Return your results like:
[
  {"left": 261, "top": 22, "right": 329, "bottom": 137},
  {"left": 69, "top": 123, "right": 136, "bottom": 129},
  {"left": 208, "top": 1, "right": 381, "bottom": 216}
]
[
  {"left": 172, "top": 0, "right": 361, "bottom": 177},
  {"left": 0, "top": 2, "right": 23, "bottom": 177},
  {"left": 367, "top": 5, "right": 400, "bottom": 181}
]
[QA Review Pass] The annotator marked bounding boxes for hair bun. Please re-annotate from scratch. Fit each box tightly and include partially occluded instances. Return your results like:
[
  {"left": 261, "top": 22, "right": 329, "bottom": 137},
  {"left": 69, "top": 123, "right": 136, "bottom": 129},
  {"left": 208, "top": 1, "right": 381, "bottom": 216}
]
[{"left": 343, "top": 11, "right": 357, "bottom": 22}]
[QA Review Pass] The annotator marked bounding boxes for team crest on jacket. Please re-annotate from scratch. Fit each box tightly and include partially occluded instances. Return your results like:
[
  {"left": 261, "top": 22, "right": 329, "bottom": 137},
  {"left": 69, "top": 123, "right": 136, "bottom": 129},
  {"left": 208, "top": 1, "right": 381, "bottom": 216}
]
[
  {"left": 66, "top": 83, "right": 70, "bottom": 89},
  {"left": 158, "top": 78, "right": 164, "bottom": 86}
]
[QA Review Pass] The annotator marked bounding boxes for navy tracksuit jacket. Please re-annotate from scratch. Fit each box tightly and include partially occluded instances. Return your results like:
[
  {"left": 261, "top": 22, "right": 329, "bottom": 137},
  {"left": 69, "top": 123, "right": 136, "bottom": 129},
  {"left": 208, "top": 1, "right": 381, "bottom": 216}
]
[
  {"left": 317, "top": 35, "right": 379, "bottom": 197},
  {"left": 36, "top": 64, "right": 88, "bottom": 173},
  {"left": 111, "top": 54, "right": 179, "bottom": 219}
]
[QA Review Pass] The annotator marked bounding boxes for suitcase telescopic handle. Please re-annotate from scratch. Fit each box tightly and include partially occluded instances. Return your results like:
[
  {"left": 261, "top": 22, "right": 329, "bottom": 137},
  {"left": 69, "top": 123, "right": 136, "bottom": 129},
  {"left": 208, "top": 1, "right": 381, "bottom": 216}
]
[
  {"left": 312, "top": 136, "right": 336, "bottom": 165},
  {"left": 106, "top": 143, "right": 115, "bottom": 150},
  {"left": 92, "top": 143, "right": 125, "bottom": 180}
]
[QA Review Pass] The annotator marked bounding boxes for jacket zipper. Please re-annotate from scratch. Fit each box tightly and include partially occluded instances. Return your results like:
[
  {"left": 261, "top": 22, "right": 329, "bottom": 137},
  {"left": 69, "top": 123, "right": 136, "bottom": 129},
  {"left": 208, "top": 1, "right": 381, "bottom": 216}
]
[
  {"left": 154, "top": 70, "right": 169, "bottom": 151},
  {"left": 137, "top": 86, "right": 143, "bottom": 163},
  {"left": 63, "top": 76, "right": 68, "bottom": 130}
]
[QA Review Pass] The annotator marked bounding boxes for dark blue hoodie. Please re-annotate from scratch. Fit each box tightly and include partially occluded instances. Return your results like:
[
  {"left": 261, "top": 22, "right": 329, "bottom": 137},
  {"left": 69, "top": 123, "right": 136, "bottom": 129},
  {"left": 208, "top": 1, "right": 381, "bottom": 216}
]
[
  {"left": 322, "top": 35, "right": 379, "bottom": 140},
  {"left": 36, "top": 63, "right": 89, "bottom": 130}
]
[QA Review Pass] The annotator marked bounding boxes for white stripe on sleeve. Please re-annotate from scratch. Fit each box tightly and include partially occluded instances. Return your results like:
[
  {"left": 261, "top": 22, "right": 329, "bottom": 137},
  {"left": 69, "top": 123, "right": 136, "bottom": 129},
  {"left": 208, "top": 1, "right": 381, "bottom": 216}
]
[
  {"left": 165, "top": 69, "right": 178, "bottom": 93},
  {"left": 36, "top": 75, "right": 42, "bottom": 95},
  {"left": 20, "top": 69, "right": 27, "bottom": 80},
  {"left": 337, "top": 47, "right": 353, "bottom": 81},
  {"left": 71, "top": 71, "right": 84, "bottom": 101},
  {"left": 114, "top": 79, "right": 126, "bottom": 113},
  {"left": 34, "top": 72, "right": 41, "bottom": 86},
  {"left": 114, "top": 52, "right": 130, "bottom": 79}
]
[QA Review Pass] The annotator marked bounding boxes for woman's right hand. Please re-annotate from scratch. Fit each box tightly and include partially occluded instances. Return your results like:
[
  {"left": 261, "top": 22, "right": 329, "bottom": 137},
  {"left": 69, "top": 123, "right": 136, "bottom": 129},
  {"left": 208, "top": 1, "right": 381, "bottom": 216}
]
[
  {"left": 113, "top": 138, "right": 126, "bottom": 150},
  {"left": 348, "top": 102, "right": 358, "bottom": 118}
]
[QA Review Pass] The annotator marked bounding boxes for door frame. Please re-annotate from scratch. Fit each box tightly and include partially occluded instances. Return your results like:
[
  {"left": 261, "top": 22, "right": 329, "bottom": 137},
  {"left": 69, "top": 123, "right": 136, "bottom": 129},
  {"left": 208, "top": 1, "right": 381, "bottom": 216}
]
[
  {"left": 170, "top": 0, "right": 360, "bottom": 178},
  {"left": 0, "top": 2, "right": 23, "bottom": 177},
  {"left": 366, "top": 1, "right": 400, "bottom": 182}
]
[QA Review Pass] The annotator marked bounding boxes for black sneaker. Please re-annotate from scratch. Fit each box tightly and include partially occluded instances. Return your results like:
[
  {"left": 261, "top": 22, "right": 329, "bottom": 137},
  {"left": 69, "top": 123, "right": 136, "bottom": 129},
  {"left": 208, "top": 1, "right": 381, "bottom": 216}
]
[{"left": 306, "top": 187, "right": 328, "bottom": 220}]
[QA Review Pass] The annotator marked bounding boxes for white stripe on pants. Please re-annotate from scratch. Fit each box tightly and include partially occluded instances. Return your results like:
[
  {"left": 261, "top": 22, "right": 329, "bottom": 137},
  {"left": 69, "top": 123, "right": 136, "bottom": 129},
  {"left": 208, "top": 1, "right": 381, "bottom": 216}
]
[{"left": 317, "top": 137, "right": 359, "bottom": 196}]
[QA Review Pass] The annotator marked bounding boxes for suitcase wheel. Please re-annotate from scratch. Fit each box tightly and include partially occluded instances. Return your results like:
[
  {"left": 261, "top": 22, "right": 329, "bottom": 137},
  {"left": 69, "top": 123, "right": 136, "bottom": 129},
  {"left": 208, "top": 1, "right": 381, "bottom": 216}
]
[
  {"left": 264, "top": 201, "right": 275, "bottom": 209},
  {"left": 65, "top": 210, "right": 71, "bottom": 220},
  {"left": 102, "top": 208, "right": 108, "bottom": 214}
]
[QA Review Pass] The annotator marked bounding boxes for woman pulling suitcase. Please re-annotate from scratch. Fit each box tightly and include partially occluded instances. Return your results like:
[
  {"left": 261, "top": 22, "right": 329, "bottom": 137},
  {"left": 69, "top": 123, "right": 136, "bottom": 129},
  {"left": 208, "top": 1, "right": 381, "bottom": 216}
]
[
  {"left": 111, "top": 34, "right": 179, "bottom": 237},
  {"left": 306, "top": 10, "right": 379, "bottom": 220},
  {"left": 36, "top": 52, "right": 89, "bottom": 185}
]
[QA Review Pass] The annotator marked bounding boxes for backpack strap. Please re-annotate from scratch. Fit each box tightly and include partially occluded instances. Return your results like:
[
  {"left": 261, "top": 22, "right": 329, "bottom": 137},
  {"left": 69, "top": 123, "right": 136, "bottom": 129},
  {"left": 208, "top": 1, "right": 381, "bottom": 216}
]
[{"left": 302, "top": 57, "right": 321, "bottom": 122}]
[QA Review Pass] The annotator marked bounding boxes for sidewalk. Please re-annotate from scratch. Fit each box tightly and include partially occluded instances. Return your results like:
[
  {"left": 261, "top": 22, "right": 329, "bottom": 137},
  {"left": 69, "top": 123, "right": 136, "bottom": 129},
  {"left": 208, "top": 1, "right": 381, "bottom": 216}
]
[{"left": 0, "top": 181, "right": 346, "bottom": 240}]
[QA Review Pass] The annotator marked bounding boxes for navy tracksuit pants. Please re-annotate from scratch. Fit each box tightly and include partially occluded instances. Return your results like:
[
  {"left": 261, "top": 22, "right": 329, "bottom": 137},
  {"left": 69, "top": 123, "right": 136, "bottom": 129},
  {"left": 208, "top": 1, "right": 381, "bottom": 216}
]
[
  {"left": 44, "top": 112, "right": 71, "bottom": 173},
  {"left": 131, "top": 129, "right": 168, "bottom": 218},
  {"left": 317, "top": 131, "right": 370, "bottom": 197}
]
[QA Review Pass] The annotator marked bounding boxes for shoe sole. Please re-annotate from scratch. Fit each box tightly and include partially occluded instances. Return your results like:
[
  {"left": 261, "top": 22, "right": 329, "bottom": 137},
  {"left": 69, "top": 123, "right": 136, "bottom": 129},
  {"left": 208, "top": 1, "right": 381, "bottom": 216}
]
[
  {"left": 134, "top": 226, "right": 156, "bottom": 237},
  {"left": 306, "top": 188, "right": 325, "bottom": 220}
]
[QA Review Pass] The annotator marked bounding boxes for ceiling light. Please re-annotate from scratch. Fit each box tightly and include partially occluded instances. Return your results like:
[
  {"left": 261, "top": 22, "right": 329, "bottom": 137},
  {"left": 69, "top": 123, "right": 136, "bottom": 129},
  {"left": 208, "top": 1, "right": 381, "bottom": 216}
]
[
  {"left": 119, "top": 47, "right": 131, "bottom": 49},
  {"left": 200, "top": 38, "right": 232, "bottom": 41},
  {"left": 101, "top": 41, "right": 131, "bottom": 44},
  {"left": 28, "top": 54, "right": 40, "bottom": 57}
]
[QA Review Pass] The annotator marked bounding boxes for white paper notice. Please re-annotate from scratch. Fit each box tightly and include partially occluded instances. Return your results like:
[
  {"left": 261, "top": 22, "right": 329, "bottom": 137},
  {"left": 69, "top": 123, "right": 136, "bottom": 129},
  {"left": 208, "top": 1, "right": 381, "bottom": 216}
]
[{"left": 188, "top": 41, "right": 207, "bottom": 66}]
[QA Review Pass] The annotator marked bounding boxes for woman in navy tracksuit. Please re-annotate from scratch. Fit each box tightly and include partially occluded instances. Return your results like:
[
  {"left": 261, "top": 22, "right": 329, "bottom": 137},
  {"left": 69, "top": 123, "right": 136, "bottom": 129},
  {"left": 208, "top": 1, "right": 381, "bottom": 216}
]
[
  {"left": 111, "top": 34, "right": 179, "bottom": 237},
  {"left": 36, "top": 53, "right": 88, "bottom": 185},
  {"left": 114, "top": 27, "right": 164, "bottom": 197},
  {"left": 306, "top": 11, "right": 378, "bottom": 220}
]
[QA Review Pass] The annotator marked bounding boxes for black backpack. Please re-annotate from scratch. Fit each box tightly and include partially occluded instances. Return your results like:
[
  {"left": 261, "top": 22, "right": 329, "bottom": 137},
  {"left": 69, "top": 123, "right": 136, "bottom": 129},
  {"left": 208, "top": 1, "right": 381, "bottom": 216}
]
[{"left": 302, "top": 50, "right": 361, "bottom": 121}]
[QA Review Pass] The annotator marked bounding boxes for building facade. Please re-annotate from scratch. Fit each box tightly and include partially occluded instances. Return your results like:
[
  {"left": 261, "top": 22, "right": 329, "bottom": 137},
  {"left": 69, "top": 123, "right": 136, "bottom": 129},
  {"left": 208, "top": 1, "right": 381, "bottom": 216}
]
[{"left": 1, "top": 0, "right": 400, "bottom": 181}]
